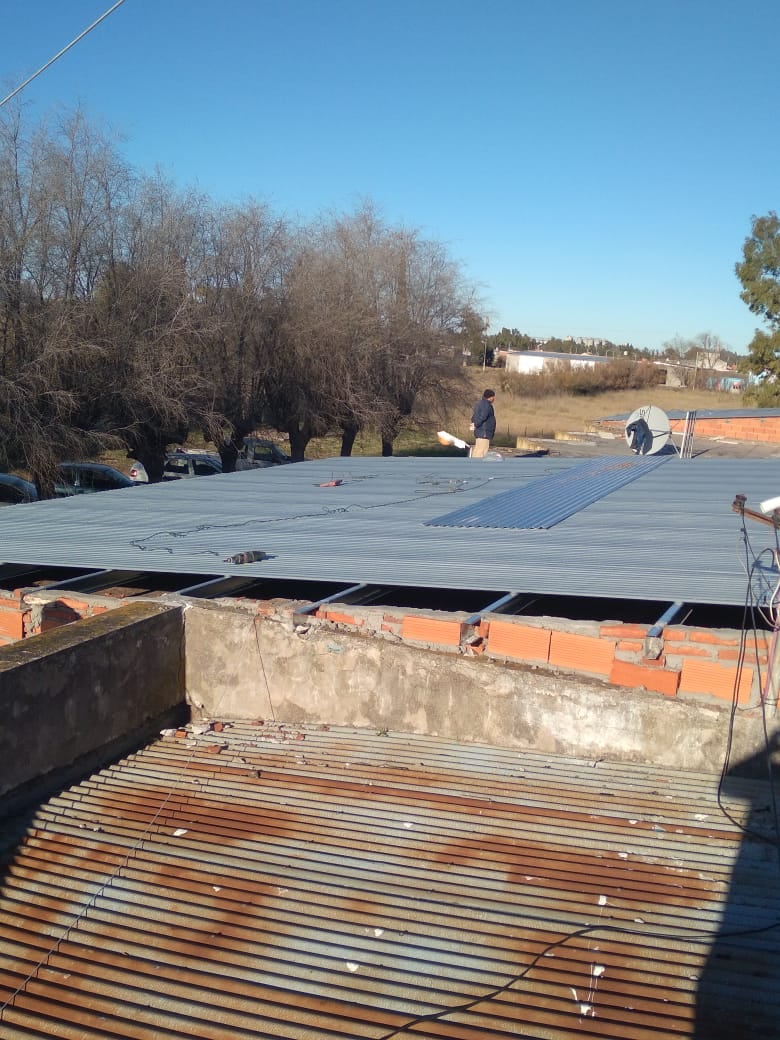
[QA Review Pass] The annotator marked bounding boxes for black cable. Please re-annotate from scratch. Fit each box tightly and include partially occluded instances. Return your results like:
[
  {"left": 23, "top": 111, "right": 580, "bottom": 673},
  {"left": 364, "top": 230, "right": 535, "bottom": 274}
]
[{"left": 717, "top": 512, "right": 780, "bottom": 856}]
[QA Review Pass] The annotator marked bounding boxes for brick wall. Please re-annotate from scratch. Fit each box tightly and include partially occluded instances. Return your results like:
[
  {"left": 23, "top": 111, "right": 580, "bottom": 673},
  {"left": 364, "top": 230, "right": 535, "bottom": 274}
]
[
  {"left": 307, "top": 602, "right": 775, "bottom": 711},
  {"left": 0, "top": 590, "right": 26, "bottom": 645},
  {"left": 2, "top": 585, "right": 775, "bottom": 714},
  {"left": 598, "top": 415, "right": 780, "bottom": 444},
  {"left": 0, "top": 589, "right": 120, "bottom": 648}
]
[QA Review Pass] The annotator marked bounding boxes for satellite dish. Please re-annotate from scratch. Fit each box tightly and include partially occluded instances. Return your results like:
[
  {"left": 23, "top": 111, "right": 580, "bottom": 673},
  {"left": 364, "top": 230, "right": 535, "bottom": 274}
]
[{"left": 624, "top": 405, "right": 671, "bottom": 456}]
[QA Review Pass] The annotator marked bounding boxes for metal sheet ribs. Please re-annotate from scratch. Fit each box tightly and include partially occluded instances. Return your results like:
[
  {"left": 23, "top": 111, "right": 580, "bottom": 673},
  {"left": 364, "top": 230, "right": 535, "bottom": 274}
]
[
  {"left": 426, "top": 455, "right": 669, "bottom": 529},
  {"left": 1, "top": 725, "right": 779, "bottom": 1038}
]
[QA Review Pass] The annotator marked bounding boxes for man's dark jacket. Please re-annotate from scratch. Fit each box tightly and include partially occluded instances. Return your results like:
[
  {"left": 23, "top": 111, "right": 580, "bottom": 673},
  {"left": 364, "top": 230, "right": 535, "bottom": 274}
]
[{"left": 471, "top": 398, "right": 496, "bottom": 439}]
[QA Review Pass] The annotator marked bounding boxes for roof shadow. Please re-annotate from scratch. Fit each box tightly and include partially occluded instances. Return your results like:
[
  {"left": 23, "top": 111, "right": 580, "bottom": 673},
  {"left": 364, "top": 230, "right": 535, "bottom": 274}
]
[{"left": 694, "top": 731, "right": 780, "bottom": 1037}]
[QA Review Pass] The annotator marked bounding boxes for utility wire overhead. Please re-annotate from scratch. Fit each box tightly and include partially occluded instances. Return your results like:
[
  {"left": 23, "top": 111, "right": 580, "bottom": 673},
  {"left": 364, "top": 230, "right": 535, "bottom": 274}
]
[{"left": 0, "top": 0, "right": 127, "bottom": 109}]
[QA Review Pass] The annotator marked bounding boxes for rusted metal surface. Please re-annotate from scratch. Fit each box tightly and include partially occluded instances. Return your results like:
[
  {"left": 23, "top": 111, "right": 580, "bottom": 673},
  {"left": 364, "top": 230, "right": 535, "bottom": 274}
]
[{"left": 1, "top": 724, "right": 779, "bottom": 1038}]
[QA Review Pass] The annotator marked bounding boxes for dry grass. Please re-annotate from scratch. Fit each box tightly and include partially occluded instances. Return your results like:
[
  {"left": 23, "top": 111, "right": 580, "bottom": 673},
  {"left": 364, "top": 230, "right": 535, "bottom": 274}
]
[{"left": 483, "top": 385, "right": 743, "bottom": 444}]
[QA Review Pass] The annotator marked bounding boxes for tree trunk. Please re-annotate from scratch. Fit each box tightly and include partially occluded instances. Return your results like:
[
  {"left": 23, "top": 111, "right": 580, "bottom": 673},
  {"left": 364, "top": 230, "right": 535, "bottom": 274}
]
[
  {"left": 287, "top": 424, "right": 311, "bottom": 462},
  {"left": 340, "top": 424, "right": 358, "bottom": 456},
  {"left": 218, "top": 439, "right": 240, "bottom": 473}
]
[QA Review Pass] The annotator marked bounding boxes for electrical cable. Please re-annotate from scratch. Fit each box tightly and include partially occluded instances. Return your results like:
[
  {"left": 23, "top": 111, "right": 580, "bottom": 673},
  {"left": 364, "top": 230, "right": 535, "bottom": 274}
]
[
  {"left": 378, "top": 502, "right": 780, "bottom": 1038},
  {"left": 716, "top": 508, "right": 780, "bottom": 855},
  {"left": 128, "top": 475, "right": 499, "bottom": 555},
  {"left": 0, "top": 1, "right": 128, "bottom": 109}
]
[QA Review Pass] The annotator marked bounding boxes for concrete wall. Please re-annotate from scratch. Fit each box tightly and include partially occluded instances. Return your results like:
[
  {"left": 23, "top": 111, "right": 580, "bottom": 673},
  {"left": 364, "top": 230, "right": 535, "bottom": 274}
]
[
  {"left": 1, "top": 586, "right": 774, "bottom": 785},
  {"left": 183, "top": 599, "right": 776, "bottom": 774},
  {"left": 0, "top": 601, "right": 184, "bottom": 800}
]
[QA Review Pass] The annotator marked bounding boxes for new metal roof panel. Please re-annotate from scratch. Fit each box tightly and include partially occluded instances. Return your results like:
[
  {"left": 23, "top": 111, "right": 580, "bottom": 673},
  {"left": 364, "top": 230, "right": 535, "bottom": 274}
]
[
  {"left": 0, "top": 456, "right": 778, "bottom": 606},
  {"left": 426, "top": 455, "right": 668, "bottom": 529},
  {"left": 1, "top": 724, "right": 778, "bottom": 1038}
]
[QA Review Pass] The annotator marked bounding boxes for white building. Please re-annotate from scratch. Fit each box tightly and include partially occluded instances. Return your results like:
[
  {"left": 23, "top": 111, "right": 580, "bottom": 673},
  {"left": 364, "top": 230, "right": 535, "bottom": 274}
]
[{"left": 503, "top": 349, "right": 614, "bottom": 375}]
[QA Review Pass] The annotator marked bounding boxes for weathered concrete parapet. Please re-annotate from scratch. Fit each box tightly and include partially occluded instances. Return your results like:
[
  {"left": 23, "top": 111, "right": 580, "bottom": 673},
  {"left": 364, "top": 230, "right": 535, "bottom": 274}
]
[
  {"left": 2, "top": 583, "right": 775, "bottom": 781},
  {"left": 182, "top": 599, "right": 772, "bottom": 773},
  {"left": 0, "top": 601, "right": 185, "bottom": 800}
]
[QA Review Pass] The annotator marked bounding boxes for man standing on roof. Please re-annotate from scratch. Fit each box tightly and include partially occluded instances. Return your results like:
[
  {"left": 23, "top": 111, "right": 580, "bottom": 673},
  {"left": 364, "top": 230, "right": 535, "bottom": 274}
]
[{"left": 469, "top": 389, "right": 496, "bottom": 458}]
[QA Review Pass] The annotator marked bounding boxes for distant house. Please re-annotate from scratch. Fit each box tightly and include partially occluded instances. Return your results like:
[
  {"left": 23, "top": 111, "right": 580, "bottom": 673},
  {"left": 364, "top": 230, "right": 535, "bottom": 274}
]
[{"left": 503, "top": 349, "right": 614, "bottom": 375}]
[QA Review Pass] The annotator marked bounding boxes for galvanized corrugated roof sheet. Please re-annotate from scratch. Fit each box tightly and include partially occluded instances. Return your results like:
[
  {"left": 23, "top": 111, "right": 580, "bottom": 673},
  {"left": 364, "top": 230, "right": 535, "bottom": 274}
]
[
  {"left": 0, "top": 456, "right": 778, "bottom": 605},
  {"left": 1, "top": 724, "right": 778, "bottom": 1038},
  {"left": 426, "top": 455, "right": 669, "bottom": 529}
]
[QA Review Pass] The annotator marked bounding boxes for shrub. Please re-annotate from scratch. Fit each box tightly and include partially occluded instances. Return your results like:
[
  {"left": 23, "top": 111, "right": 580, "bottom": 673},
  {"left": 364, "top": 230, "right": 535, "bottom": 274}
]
[{"left": 498, "top": 360, "right": 663, "bottom": 398}]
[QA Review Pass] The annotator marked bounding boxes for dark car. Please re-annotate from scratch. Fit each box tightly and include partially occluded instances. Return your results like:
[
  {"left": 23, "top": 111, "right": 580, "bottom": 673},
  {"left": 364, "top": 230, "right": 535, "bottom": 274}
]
[
  {"left": 235, "top": 438, "right": 290, "bottom": 470},
  {"left": 54, "top": 463, "right": 140, "bottom": 496},
  {"left": 162, "top": 452, "right": 223, "bottom": 480},
  {"left": 0, "top": 473, "right": 39, "bottom": 506}
]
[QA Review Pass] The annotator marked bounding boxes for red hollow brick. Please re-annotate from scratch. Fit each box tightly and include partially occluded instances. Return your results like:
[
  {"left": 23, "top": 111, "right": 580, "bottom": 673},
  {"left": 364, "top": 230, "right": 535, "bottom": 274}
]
[
  {"left": 679, "top": 659, "right": 754, "bottom": 704},
  {"left": 401, "top": 616, "right": 462, "bottom": 647},
  {"left": 687, "top": 631, "right": 740, "bottom": 646},
  {"left": 610, "top": 659, "right": 679, "bottom": 697},
  {"left": 662, "top": 628, "right": 689, "bottom": 643},
  {"left": 0, "top": 606, "right": 24, "bottom": 641},
  {"left": 487, "top": 621, "right": 551, "bottom": 662},
  {"left": 549, "top": 631, "right": 615, "bottom": 676},
  {"left": 600, "top": 624, "right": 648, "bottom": 639},
  {"left": 323, "top": 610, "right": 362, "bottom": 627},
  {"left": 717, "top": 648, "right": 768, "bottom": 664}
]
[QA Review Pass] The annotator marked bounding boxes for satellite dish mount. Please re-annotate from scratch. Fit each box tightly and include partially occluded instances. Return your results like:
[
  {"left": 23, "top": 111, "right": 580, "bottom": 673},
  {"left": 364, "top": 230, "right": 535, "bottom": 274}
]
[{"left": 625, "top": 405, "right": 671, "bottom": 456}]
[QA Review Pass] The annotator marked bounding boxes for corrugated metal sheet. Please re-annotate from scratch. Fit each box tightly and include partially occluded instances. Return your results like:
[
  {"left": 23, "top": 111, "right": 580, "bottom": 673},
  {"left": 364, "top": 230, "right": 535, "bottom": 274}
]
[
  {"left": 0, "top": 456, "right": 778, "bottom": 605},
  {"left": 1, "top": 724, "right": 778, "bottom": 1038},
  {"left": 426, "top": 456, "right": 668, "bottom": 529}
]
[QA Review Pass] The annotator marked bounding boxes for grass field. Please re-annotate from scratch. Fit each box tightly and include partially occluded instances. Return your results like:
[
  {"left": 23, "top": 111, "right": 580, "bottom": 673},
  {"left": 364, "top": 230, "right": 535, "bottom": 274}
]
[
  {"left": 102, "top": 372, "right": 746, "bottom": 471},
  {"left": 304, "top": 376, "right": 744, "bottom": 458}
]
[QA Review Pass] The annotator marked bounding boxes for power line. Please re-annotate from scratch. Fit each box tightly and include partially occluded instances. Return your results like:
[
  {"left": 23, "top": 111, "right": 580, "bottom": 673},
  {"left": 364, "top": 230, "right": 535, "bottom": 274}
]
[{"left": 0, "top": 0, "right": 128, "bottom": 109}]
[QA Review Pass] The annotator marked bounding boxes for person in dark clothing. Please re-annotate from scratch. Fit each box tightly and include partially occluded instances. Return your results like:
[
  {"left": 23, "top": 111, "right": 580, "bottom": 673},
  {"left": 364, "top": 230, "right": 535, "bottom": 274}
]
[{"left": 470, "top": 389, "right": 496, "bottom": 457}]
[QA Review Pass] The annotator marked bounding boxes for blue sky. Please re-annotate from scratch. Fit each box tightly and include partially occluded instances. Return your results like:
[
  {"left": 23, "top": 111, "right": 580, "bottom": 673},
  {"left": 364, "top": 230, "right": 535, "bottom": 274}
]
[{"left": 2, "top": 0, "right": 778, "bottom": 352}]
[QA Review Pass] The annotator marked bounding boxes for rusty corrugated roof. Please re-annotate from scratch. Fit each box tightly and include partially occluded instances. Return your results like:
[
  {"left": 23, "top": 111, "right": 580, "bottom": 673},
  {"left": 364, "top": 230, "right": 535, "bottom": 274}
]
[{"left": 1, "top": 723, "right": 779, "bottom": 1038}]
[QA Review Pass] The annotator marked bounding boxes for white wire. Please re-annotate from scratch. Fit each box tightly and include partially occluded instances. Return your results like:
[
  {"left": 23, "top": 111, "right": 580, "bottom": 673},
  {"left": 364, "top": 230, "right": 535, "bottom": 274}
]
[{"left": 0, "top": 0, "right": 127, "bottom": 109}]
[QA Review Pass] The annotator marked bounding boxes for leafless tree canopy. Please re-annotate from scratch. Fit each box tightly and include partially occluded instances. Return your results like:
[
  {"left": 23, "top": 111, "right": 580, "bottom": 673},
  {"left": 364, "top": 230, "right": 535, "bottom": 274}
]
[{"left": 0, "top": 108, "right": 478, "bottom": 490}]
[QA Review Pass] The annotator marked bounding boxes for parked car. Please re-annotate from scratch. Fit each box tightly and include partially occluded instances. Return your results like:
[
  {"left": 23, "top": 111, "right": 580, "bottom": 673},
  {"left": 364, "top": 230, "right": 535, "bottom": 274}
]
[
  {"left": 128, "top": 460, "right": 148, "bottom": 482},
  {"left": 236, "top": 437, "right": 290, "bottom": 470},
  {"left": 0, "top": 473, "right": 39, "bottom": 506},
  {"left": 162, "top": 452, "right": 222, "bottom": 480},
  {"left": 54, "top": 463, "right": 140, "bottom": 497}
]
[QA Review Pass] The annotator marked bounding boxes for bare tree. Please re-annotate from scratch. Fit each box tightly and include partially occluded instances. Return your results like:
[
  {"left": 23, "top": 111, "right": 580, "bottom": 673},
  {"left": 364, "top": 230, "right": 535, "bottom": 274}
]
[{"left": 190, "top": 201, "right": 292, "bottom": 470}]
